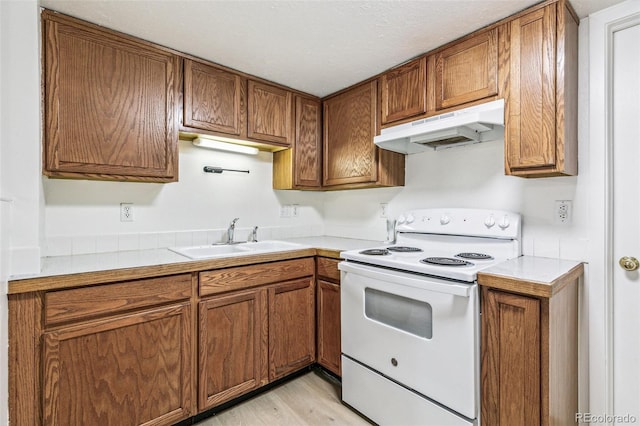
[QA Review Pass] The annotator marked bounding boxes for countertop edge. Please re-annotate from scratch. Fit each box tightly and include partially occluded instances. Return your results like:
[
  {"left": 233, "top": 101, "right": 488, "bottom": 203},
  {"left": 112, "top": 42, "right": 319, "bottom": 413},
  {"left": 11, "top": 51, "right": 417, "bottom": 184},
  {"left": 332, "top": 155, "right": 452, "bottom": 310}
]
[
  {"left": 8, "top": 248, "right": 318, "bottom": 294},
  {"left": 478, "top": 260, "right": 584, "bottom": 298}
]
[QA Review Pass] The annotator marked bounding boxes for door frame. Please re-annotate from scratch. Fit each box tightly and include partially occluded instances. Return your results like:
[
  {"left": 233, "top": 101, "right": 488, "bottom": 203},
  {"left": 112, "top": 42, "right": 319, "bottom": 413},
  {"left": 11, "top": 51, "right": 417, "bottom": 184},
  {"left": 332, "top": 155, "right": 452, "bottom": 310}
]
[{"left": 589, "top": 1, "right": 640, "bottom": 422}]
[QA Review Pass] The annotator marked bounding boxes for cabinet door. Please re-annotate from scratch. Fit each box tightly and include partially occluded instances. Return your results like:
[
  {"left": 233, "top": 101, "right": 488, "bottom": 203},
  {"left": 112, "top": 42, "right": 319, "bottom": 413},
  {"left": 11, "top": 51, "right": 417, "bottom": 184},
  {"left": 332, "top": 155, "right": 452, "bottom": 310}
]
[
  {"left": 434, "top": 28, "right": 498, "bottom": 110},
  {"left": 183, "top": 59, "right": 246, "bottom": 137},
  {"left": 505, "top": 5, "right": 557, "bottom": 172},
  {"left": 247, "top": 80, "right": 294, "bottom": 146},
  {"left": 273, "top": 96, "right": 322, "bottom": 189},
  {"left": 42, "top": 303, "right": 192, "bottom": 426},
  {"left": 316, "top": 279, "right": 341, "bottom": 376},
  {"left": 268, "top": 278, "right": 316, "bottom": 380},
  {"left": 293, "top": 96, "right": 322, "bottom": 187},
  {"left": 43, "top": 12, "right": 179, "bottom": 182},
  {"left": 199, "top": 289, "right": 267, "bottom": 410},
  {"left": 481, "top": 289, "right": 541, "bottom": 426},
  {"left": 380, "top": 57, "right": 427, "bottom": 125},
  {"left": 323, "top": 81, "right": 378, "bottom": 186}
]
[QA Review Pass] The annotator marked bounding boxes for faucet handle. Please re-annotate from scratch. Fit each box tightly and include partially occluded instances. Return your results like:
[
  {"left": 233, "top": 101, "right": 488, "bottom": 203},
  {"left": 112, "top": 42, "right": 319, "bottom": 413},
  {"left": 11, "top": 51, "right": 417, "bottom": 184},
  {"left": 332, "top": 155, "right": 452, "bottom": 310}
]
[
  {"left": 230, "top": 217, "right": 239, "bottom": 227},
  {"left": 250, "top": 226, "right": 258, "bottom": 242}
]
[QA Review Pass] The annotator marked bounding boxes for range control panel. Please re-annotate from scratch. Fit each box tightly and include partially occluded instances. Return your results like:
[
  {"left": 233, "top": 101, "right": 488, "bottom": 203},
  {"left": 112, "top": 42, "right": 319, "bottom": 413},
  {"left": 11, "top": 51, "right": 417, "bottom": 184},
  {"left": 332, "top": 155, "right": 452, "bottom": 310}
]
[{"left": 396, "top": 208, "right": 521, "bottom": 240}]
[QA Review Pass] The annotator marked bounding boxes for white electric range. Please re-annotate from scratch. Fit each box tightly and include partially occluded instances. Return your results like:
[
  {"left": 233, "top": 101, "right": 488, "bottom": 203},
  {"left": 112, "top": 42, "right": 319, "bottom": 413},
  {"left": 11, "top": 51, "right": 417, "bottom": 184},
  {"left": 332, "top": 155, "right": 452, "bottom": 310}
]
[{"left": 339, "top": 208, "right": 521, "bottom": 426}]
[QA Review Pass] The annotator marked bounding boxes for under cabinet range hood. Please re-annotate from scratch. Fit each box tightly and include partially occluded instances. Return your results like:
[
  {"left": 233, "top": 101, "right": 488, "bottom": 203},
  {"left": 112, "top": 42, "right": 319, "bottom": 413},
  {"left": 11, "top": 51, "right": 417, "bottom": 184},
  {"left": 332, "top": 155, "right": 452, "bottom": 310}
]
[{"left": 374, "top": 99, "right": 505, "bottom": 154}]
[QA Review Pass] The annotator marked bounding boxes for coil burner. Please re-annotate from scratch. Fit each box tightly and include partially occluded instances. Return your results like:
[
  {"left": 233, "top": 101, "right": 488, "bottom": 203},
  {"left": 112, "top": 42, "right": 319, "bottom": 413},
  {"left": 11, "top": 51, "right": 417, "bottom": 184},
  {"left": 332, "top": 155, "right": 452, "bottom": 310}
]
[
  {"left": 420, "top": 257, "right": 473, "bottom": 267},
  {"left": 359, "top": 249, "right": 391, "bottom": 256},
  {"left": 455, "top": 253, "right": 494, "bottom": 260},
  {"left": 387, "top": 246, "right": 423, "bottom": 253}
]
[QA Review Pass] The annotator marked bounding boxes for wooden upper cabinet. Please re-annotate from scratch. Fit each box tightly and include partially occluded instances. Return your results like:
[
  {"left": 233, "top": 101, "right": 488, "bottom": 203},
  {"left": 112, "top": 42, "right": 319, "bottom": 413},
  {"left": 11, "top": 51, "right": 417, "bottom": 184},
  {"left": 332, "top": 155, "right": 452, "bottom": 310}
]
[
  {"left": 273, "top": 96, "right": 322, "bottom": 189},
  {"left": 248, "top": 80, "right": 294, "bottom": 146},
  {"left": 323, "top": 81, "right": 378, "bottom": 186},
  {"left": 380, "top": 57, "right": 427, "bottom": 125},
  {"left": 323, "top": 80, "right": 405, "bottom": 188},
  {"left": 505, "top": 1, "right": 578, "bottom": 177},
  {"left": 42, "top": 11, "right": 179, "bottom": 183},
  {"left": 183, "top": 59, "right": 246, "bottom": 137},
  {"left": 432, "top": 28, "right": 499, "bottom": 111}
]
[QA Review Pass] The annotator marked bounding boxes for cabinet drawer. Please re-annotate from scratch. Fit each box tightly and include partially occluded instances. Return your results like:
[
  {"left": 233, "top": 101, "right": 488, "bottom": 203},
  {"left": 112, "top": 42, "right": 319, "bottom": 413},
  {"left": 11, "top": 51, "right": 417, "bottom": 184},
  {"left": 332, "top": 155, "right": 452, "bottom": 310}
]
[
  {"left": 317, "top": 257, "right": 340, "bottom": 283},
  {"left": 200, "top": 258, "right": 315, "bottom": 296},
  {"left": 45, "top": 274, "right": 193, "bottom": 326}
]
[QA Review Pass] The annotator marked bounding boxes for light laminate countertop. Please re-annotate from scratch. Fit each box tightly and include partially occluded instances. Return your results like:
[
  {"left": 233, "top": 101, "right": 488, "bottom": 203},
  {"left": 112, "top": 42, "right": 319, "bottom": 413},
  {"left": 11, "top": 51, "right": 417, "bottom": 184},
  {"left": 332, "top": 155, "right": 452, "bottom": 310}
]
[
  {"left": 8, "top": 236, "right": 381, "bottom": 294},
  {"left": 477, "top": 256, "right": 584, "bottom": 298}
]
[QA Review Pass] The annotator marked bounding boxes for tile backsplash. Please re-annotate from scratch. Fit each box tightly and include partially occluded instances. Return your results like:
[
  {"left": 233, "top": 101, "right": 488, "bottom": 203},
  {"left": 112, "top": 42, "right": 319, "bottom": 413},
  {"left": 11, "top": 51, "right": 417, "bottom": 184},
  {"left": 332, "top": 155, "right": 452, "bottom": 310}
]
[{"left": 44, "top": 225, "right": 324, "bottom": 257}]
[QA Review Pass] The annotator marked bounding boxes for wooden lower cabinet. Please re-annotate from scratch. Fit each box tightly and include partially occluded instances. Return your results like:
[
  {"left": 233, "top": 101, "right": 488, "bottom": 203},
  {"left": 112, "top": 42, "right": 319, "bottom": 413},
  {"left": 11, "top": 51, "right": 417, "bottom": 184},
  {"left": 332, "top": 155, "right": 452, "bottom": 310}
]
[
  {"left": 10, "top": 258, "right": 321, "bottom": 425},
  {"left": 268, "top": 278, "right": 316, "bottom": 380},
  {"left": 42, "top": 303, "right": 193, "bottom": 426},
  {"left": 198, "top": 289, "right": 268, "bottom": 410},
  {"left": 481, "top": 289, "right": 541, "bottom": 425},
  {"left": 316, "top": 279, "right": 341, "bottom": 376},
  {"left": 480, "top": 280, "right": 578, "bottom": 425},
  {"left": 316, "top": 256, "right": 341, "bottom": 376},
  {"left": 197, "top": 258, "right": 315, "bottom": 410}
]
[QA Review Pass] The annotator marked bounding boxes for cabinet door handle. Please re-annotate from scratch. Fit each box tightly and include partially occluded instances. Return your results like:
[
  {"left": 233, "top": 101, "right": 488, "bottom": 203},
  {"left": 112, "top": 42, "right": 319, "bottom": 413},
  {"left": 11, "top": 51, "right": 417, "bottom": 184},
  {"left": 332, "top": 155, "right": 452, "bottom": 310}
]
[{"left": 619, "top": 256, "right": 640, "bottom": 271}]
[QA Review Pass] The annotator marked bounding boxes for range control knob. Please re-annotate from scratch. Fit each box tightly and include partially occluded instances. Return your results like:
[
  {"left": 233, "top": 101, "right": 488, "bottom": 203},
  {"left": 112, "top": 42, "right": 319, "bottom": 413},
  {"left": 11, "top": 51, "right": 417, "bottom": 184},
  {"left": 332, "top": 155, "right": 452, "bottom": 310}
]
[
  {"left": 397, "top": 215, "right": 406, "bottom": 224},
  {"left": 484, "top": 215, "right": 496, "bottom": 228},
  {"left": 498, "top": 215, "right": 510, "bottom": 230},
  {"left": 440, "top": 214, "right": 451, "bottom": 225},
  {"left": 406, "top": 214, "right": 415, "bottom": 224}
]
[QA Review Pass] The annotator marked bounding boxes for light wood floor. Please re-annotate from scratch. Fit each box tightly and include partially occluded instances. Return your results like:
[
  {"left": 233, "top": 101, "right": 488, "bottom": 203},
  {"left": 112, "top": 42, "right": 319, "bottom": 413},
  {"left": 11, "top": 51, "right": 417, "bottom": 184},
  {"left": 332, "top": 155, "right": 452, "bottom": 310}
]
[{"left": 195, "top": 371, "right": 372, "bottom": 425}]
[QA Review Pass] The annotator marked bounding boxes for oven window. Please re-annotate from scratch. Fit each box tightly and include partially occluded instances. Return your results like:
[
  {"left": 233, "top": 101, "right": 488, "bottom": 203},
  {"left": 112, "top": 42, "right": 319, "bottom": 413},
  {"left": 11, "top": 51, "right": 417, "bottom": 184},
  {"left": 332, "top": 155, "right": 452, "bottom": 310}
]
[{"left": 364, "top": 287, "right": 433, "bottom": 339}]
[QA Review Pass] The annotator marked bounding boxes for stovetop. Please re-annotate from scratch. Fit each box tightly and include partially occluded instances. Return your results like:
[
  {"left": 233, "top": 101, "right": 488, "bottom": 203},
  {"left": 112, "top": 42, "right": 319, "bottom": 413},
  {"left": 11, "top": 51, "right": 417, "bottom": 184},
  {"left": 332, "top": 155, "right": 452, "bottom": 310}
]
[{"left": 340, "top": 208, "right": 522, "bottom": 282}]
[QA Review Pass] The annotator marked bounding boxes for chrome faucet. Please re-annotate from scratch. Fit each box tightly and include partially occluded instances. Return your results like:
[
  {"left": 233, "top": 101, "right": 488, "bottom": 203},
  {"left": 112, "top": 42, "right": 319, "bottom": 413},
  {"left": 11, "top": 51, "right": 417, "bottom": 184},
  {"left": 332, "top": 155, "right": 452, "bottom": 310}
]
[
  {"left": 227, "top": 218, "right": 239, "bottom": 244},
  {"left": 249, "top": 226, "right": 259, "bottom": 242}
]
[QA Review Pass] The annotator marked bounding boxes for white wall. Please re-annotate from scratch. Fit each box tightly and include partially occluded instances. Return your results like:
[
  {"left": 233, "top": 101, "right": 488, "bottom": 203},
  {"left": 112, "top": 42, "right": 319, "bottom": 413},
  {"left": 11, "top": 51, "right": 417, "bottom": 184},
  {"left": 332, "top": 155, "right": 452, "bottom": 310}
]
[
  {"left": 324, "top": 137, "right": 590, "bottom": 261},
  {"left": 0, "top": 0, "right": 8, "bottom": 421},
  {"left": 1, "top": 0, "right": 42, "bottom": 423},
  {"left": 43, "top": 141, "right": 325, "bottom": 254},
  {"left": 1, "top": 0, "right": 41, "bottom": 276}
]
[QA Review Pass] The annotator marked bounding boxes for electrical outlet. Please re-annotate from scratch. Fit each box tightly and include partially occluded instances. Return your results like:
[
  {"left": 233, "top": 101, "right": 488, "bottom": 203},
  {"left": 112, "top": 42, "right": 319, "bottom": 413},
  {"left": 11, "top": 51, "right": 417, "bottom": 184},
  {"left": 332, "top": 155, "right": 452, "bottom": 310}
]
[
  {"left": 280, "top": 205, "right": 291, "bottom": 218},
  {"left": 292, "top": 204, "right": 299, "bottom": 218},
  {"left": 120, "top": 203, "right": 134, "bottom": 222},
  {"left": 380, "top": 203, "right": 389, "bottom": 218},
  {"left": 554, "top": 200, "right": 572, "bottom": 225}
]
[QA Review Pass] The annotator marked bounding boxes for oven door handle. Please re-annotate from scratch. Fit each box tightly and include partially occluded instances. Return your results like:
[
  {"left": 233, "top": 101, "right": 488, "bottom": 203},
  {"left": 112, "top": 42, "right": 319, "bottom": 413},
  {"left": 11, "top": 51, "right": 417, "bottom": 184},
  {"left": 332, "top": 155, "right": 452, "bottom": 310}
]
[{"left": 338, "top": 261, "right": 473, "bottom": 297}]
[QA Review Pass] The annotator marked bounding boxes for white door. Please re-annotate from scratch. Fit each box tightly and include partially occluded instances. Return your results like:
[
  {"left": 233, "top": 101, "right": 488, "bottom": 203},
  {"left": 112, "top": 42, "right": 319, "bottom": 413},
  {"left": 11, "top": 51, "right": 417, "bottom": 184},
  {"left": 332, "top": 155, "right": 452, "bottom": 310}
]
[
  {"left": 590, "top": 1, "right": 640, "bottom": 423},
  {"left": 612, "top": 15, "right": 640, "bottom": 422}
]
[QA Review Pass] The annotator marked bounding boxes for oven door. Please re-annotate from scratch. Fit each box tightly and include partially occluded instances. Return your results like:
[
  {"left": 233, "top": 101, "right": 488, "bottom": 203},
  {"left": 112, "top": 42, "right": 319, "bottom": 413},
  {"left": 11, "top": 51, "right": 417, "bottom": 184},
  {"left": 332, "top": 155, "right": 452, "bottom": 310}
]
[{"left": 339, "top": 261, "right": 479, "bottom": 420}]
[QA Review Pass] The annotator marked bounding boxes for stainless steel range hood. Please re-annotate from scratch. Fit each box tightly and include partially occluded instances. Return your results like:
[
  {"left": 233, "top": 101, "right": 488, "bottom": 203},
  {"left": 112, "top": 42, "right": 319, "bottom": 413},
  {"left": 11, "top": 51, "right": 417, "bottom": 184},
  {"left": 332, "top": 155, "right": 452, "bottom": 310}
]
[{"left": 374, "top": 99, "right": 505, "bottom": 154}]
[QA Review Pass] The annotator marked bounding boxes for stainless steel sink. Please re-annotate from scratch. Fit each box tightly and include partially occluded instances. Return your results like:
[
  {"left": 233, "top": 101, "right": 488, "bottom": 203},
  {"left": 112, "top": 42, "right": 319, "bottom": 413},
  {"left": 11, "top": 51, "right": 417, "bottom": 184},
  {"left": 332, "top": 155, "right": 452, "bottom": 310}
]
[{"left": 169, "top": 240, "right": 308, "bottom": 260}]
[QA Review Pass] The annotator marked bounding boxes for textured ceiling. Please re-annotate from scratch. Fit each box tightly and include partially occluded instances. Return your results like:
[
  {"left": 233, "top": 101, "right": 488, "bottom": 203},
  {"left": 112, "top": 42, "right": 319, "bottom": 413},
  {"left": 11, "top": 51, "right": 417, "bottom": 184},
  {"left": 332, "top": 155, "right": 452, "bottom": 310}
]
[{"left": 39, "top": 0, "right": 624, "bottom": 97}]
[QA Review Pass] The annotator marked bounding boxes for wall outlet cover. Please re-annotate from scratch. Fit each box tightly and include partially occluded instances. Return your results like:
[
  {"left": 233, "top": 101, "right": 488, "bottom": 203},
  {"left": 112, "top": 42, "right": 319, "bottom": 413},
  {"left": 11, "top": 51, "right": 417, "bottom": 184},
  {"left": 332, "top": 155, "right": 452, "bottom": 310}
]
[{"left": 120, "top": 203, "right": 134, "bottom": 222}]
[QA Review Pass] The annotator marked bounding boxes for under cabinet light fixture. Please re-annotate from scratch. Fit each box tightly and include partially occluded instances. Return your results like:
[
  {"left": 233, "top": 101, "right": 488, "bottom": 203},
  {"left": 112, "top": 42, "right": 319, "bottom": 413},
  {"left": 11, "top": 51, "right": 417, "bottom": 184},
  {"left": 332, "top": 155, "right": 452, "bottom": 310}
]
[
  {"left": 192, "top": 137, "right": 259, "bottom": 155},
  {"left": 203, "top": 166, "right": 250, "bottom": 174}
]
